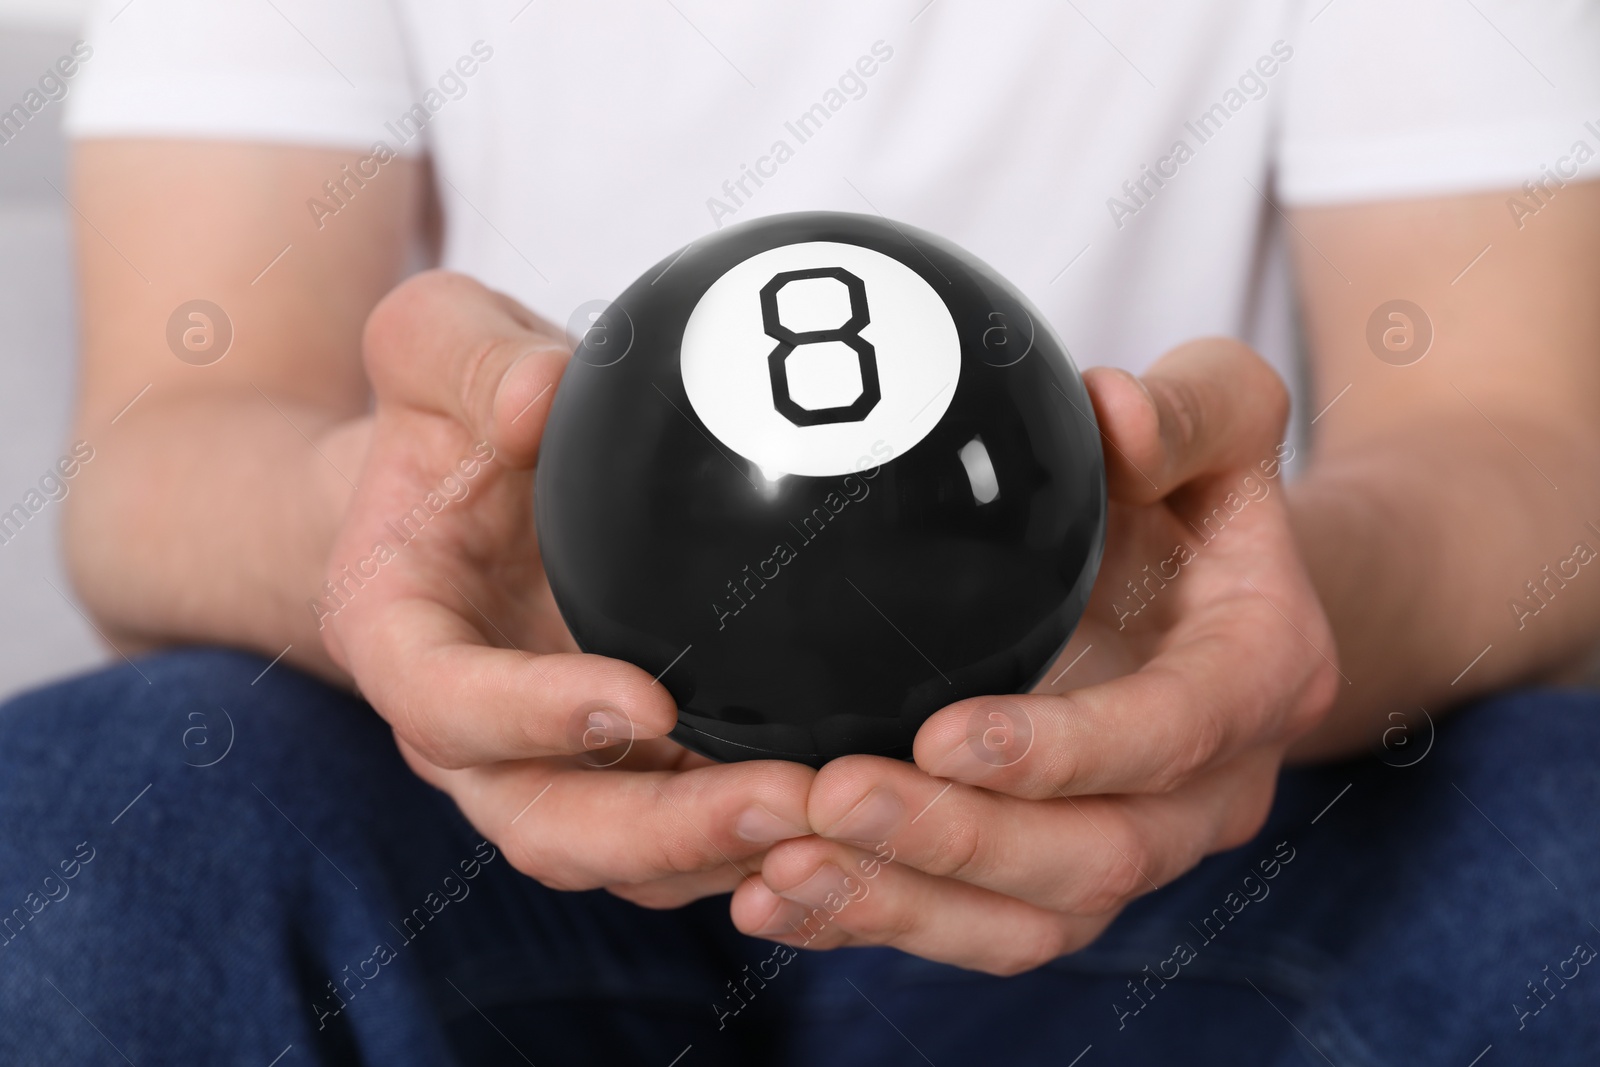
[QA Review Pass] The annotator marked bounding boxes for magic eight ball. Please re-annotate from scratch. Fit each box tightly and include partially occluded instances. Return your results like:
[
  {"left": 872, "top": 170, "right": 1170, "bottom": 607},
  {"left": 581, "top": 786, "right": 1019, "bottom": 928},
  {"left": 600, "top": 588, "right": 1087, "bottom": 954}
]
[{"left": 535, "top": 212, "right": 1105, "bottom": 767}]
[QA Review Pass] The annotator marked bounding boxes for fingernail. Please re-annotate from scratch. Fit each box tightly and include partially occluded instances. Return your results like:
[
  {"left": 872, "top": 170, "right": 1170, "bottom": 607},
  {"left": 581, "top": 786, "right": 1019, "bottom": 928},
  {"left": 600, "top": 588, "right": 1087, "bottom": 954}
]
[
  {"left": 585, "top": 706, "right": 633, "bottom": 742},
  {"left": 931, "top": 739, "right": 996, "bottom": 783},
  {"left": 752, "top": 898, "right": 812, "bottom": 937},
  {"left": 776, "top": 864, "right": 856, "bottom": 909},
  {"left": 735, "top": 804, "right": 807, "bottom": 844},
  {"left": 822, "top": 788, "right": 904, "bottom": 843},
  {"left": 1120, "top": 367, "right": 1156, "bottom": 408}
]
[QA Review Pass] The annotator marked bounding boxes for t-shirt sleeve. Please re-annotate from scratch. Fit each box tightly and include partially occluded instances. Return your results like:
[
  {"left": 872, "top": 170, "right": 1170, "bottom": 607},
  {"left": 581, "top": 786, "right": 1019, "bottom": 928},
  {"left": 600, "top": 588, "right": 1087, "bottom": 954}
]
[
  {"left": 64, "top": 0, "right": 421, "bottom": 153},
  {"left": 1277, "top": 0, "right": 1600, "bottom": 204}
]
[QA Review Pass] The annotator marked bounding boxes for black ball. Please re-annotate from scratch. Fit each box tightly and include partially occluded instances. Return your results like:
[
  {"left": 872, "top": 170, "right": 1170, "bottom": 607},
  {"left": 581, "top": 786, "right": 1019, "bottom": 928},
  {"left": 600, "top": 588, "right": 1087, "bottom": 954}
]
[{"left": 535, "top": 211, "right": 1105, "bottom": 767}]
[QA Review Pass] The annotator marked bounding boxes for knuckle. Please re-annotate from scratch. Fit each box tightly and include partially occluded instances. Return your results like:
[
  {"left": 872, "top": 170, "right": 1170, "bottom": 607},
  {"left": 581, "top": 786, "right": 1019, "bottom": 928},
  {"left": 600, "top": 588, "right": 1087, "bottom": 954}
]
[
  {"left": 1214, "top": 808, "right": 1268, "bottom": 853},
  {"left": 647, "top": 792, "right": 721, "bottom": 877},
  {"left": 1150, "top": 338, "right": 1289, "bottom": 466},
  {"left": 417, "top": 745, "right": 473, "bottom": 773},
  {"left": 1153, "top": 709, "right": 1229, "bottom": 793},
  {"left": 538, "top": 869, "right": 590, "bottom": 892},
  {"left": 1235, "top": 346, "right": 1291, "bottom": 445},
  {"left": 847, "top": 893, "right": 919, "bottom": 947},
  {"left": 1216, "top": 777, "right": 1276, "bottom": 852},
  {"left": 607, "top": 882, "right": 692, "bottom": 911},
  {"left": 1028, "top": 726, "right": 1084, "bottom": 799},
  {"left": 507, "top": 833, "right": 595, "bottom": 893},
  {"left": 499, "top": 827, "right": 554, "bottom": 883},
  {"left": 514, "top": 698, "right": 568, "bottom": 758},
  {"left": 1075, "top": 821, "right": 1151, "bottom": 913},
  {"left": 1298, "top": 654, "right": 1343, "bottom": 733},
  {"left": 362, "top": 270, "right": 463, "bottom": 373},
  {"left": 508, "top": 831, "right": 601, "bottom": 895},
  {"left": 980, "top": 956, "right": 1031, "bottom": 978},
  {"left": 655, "top": 831, "right": 716, "bottom": 877},
  {"left": 456, "top": 334, "right": 518, "bottom": 433},
  {"left": 1147, "top": 751, "right": 1194, "bottom": 796},
  {"left": 1055, "top": 919, "right": 1105, "bottom": 957},
  {"left": 785, "top": 905, "right": 851, "bottom": 948},
  {"left": 985, "top": 925, "right": 1070, "bottom": 977},
  {"left": 1214, "top": 336, "right": 1289, "bottom": 430},
  {"left": 924, "top": 817, "right": 987, "bottom": 882},
  {"left": 1147, "top": 761, "right": 1187, "bottom": 795},
  {"left": 1146, "top": 376, "right": 1207, "bottom": 459},
  {"left": 392, "top": 702, "right": 472, "bottom": 771}
]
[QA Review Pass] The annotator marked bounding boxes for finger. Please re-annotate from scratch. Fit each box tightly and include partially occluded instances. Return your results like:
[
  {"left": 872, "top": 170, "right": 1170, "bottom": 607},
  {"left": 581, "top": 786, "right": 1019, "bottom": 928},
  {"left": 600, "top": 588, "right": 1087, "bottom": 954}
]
[
  {"left": 607, "top": 866, "right": 752, "bottom": 910},
  {"left": 733, "top": 839, "right": 1103, "bottom": 976},
  {"left": 355, "top": 595, "right": 677, "bottom": 767},
  {"left": 362, "top": 270, "right": 568, "bottom": 467},
  {"left": 1084, "top": 339, "right": 1289, "bottom": 505},
  {"left": 915, "top": 598, "right": 1335, "bottom": 797},
  {"left": 418, "top": 752, "right": 815, "bottom": 891},
  {"left": 806, "top": 753, "right": 1276, "bottom": 914}
]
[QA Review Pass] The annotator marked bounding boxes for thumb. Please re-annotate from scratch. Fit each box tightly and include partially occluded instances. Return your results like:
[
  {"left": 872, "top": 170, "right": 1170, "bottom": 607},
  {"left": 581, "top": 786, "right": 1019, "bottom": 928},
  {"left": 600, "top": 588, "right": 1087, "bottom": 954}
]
[
  {"left": 361, "top": 270, "right": 569, "bottom": 469},
  {"left": 1083, "top": 337, "right": 1289, "bottom": 505}
]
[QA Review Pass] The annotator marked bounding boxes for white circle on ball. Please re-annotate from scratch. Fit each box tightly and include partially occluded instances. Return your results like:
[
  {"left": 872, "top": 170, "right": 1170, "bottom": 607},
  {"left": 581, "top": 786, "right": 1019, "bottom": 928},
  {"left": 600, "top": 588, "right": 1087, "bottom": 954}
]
[{"left": 680, "top": 241, "right": 961, "bottom": 478}]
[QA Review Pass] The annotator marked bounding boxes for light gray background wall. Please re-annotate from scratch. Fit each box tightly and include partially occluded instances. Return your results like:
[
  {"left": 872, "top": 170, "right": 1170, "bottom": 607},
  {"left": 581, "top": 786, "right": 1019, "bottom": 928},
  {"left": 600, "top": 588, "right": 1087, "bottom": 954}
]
[{"left": 0, "top": 14, "right": 110, "bottom": 699}]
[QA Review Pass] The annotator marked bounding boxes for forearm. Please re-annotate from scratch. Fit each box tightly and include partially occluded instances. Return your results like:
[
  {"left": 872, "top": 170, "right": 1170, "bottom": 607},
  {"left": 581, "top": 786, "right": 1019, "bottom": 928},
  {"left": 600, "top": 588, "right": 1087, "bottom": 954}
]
[
  {"left": 62, "top": 141, "right": 421, "bottom": 682},
  {"left": 1287, "top": 414, "right": 1600, "bottom": 761},
  {"left": 64, "top": 388, "right": 368, "bottom": 683}
]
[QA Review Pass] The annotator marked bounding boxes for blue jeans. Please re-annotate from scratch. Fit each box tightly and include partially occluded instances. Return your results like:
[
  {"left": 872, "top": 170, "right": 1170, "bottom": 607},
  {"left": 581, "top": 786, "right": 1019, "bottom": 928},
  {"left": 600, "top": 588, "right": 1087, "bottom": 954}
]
[{"left": 0, "top": 648, "right": 1596, "bottom": 1066}]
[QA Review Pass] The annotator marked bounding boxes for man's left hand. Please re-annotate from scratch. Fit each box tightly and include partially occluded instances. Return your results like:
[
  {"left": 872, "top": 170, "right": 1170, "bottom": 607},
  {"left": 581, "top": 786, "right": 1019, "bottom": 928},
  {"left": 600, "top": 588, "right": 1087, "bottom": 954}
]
[{"left": 731, "top": 339, "right": 1341, "bottom": 975}]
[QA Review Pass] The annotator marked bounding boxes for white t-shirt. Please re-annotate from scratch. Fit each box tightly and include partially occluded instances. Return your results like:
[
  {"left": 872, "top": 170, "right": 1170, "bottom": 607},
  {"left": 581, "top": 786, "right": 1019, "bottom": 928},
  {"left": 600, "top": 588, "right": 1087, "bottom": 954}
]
[{"left": 64, "top": 0, "right": 1600, "bottom": 450}]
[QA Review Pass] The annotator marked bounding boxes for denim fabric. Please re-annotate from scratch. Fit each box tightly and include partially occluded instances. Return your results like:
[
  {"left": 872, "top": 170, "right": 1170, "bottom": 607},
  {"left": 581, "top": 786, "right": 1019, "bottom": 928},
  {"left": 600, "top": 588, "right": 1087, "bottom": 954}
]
[{"left": 0, "top": 648, "right": 1595, "bottom": 1066}]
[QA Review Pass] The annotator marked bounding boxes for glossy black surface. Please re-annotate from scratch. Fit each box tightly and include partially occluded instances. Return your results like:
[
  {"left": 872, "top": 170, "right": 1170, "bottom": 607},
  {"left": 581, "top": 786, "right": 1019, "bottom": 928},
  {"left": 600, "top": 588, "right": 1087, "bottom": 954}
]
[{"left": 535, "top": 212, "right": 1105, "bottom": 767}]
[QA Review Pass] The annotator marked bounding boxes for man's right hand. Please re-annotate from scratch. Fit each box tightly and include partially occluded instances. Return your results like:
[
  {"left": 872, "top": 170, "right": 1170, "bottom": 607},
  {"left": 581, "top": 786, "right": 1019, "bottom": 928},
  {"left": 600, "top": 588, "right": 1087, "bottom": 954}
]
[{"left": 321, "top": 271, "right": 815, "bottom": 908}]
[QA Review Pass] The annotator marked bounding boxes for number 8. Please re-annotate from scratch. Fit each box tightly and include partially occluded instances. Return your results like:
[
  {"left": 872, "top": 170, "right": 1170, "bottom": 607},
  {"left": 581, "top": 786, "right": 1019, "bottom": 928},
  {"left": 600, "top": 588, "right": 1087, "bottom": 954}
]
[{"left": 759, "top": 267, "right": 880, "bottom": 427}]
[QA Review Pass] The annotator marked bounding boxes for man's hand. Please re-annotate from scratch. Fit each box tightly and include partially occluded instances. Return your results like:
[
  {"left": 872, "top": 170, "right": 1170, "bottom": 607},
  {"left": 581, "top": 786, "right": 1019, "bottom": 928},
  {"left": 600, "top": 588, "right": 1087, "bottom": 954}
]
[
  {"left": 729, "top": 340, "right": 1341, "bottom": 974},
  {"left": 322, "top": 271, "right": 815, "bottom": 907}
]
